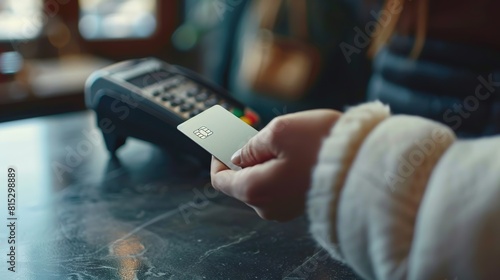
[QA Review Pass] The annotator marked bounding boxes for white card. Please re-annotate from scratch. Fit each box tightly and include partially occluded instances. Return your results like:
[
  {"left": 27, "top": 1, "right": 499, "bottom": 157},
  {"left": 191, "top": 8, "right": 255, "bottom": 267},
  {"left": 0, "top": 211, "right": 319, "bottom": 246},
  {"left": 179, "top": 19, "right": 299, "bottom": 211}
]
[{"left": 177, "top": 105, "right": 258, "bottom": 170}]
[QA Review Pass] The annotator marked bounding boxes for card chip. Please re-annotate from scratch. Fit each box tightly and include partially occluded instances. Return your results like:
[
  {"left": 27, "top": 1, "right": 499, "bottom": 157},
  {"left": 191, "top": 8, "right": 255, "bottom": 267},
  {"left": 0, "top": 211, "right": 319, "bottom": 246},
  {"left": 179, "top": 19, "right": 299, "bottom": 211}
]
[{"left": 193, "top": 126, "right": 213, "bottom": 139}]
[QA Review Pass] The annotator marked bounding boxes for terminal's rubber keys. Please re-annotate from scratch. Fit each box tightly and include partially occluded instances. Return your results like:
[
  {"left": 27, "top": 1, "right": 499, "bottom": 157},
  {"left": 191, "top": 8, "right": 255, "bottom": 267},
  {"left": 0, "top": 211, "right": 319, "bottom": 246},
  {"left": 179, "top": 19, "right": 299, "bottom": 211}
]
[
  {"left": 239, "top": 116, "right": 252, "bottom": 125},
  {"left": 232, "top": 107, "right": 259, "bottom": 126},
  {"left": 244, "top": 110, "right": 259, "bottom": 124},
  {"left": 232, "top": 108, "right": 244, "bottom": 118}
]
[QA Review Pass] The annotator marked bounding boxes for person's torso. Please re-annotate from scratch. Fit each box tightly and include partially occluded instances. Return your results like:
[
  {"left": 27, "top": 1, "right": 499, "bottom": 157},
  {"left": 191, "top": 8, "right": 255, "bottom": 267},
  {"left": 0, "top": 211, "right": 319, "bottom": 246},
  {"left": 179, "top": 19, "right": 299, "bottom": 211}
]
[{"left": 398, "top": 0, "right": 500, "bottom": 50}]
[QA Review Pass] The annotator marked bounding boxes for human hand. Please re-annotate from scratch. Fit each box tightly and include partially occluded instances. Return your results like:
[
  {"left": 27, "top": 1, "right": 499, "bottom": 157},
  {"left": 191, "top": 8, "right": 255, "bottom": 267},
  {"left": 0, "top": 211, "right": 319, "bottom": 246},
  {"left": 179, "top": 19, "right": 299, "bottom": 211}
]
[{"left": 210, "top": 109, "right": 341, "bottom": 221}]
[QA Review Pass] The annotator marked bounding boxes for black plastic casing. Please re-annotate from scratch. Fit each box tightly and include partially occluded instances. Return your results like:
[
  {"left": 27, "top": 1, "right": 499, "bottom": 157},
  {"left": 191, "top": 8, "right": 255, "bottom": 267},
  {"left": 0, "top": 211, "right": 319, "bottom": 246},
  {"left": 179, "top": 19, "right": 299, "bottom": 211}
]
[{"left": 85, "top": 58, "right": 253, "bottom": 166}]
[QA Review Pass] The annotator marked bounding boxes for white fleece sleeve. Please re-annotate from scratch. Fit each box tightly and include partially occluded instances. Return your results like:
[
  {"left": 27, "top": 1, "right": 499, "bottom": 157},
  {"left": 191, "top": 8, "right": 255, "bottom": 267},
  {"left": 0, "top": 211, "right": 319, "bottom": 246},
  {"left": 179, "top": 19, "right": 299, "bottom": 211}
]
[
  {"left": 307, "top": 101, "right": 391, "bottom": 262},
  {"left": 407, "top": 137, "right": 500, "bottom": 280},
  {"left": 335, "top": 115, "right": 455, "bottom": 280},
  {"left": 307, "top": 101, "right": 487, "bottom": 279}
]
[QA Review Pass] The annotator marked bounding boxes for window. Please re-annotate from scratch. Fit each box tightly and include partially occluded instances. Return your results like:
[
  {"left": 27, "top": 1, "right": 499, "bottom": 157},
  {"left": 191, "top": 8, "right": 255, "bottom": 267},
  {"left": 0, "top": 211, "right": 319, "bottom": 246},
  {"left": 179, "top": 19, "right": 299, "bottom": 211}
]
[
  {"left": 78, "top": 0, "right": 177, "bottom": 58},
  {"left": 79, "top": 0, "right": 158, "bottom": 40},
  {"left": 0, "top": 0, "right": 178, "bottom": 122},
  {"left": 0, "top": 0, "right": 43, "bottom": 41}
]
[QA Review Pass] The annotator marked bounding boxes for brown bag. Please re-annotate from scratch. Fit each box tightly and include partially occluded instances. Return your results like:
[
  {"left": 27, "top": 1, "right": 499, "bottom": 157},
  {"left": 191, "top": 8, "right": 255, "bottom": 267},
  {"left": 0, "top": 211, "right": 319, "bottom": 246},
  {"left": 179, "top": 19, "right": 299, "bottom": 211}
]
[{"left": 239, "top": 0, "right": 320, "bottom": 101}]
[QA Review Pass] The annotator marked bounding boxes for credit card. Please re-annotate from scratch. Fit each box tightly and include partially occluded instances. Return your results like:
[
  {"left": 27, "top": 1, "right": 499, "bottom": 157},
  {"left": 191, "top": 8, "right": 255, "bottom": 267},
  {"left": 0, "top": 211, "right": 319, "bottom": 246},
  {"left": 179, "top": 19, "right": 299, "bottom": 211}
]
[{"left": 177, "top": 105, "right": 258, "bottom": 170}]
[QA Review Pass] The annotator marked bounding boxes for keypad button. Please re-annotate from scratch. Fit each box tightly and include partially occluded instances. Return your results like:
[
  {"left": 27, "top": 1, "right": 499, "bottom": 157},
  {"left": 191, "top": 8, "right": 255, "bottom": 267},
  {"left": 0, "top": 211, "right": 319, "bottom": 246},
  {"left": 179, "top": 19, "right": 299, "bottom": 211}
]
[
  {"left": 244, "top": 110, "right": 259, "bottom": 124},
  {"left": 204, "top": 97, "right": 218, "bottom": 107},
  {"left": 164, "top": 77, "right": 182, "bottom": 91},
  {"left": 161, "top": 93, "right": 174, "bottom": 101},
  {"left": 171, "top": 77, "right": 184, "bottom": 86},
  {"left": 232, "top": 108, "right": 244, "bottom": 117},
  {"left": 170, "top": 98, "right": 184, "bottom": 107},
  {"left": 189, "top": 108, "right": 203, "bottom": 117},
  {"left": 164, "top": 84, "right": 175, "bottom": 92},
  {"left": 220, "top": 102, "right": 231, "bottom": 109},
  {"left": 240, "top": 116, "right": 253, "bottom": 125},
  {"left": 195, "top": 91, "right": 209, "bottom": 102},
  {"left": 180, "top": 103, "right": 194, "bottom": 112},
  {"left": 186, "top": 87, "right": 198, "bottom": 97}
]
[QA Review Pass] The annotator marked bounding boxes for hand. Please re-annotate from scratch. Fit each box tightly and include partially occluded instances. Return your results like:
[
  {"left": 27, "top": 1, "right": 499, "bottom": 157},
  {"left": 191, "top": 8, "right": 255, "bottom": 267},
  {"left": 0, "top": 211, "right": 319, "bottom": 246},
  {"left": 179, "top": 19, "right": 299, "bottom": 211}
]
[{"left": 210, "top": 109, "right": 341, "bottom": 221}]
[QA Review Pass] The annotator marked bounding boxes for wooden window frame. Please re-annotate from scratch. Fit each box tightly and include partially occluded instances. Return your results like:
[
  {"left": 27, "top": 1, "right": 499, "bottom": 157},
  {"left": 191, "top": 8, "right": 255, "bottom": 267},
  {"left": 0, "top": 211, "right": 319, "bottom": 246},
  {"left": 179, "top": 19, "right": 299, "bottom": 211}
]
[{"left": 60, "top": 0, "right": 179, "bottom": 58}]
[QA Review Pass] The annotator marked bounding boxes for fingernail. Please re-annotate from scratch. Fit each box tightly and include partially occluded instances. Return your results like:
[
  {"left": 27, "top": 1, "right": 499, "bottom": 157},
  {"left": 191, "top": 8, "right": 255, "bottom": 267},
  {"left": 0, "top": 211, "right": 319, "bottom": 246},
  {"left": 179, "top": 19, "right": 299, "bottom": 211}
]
[{"left": 231, "top": 149, "right": 242, "bottom": 165}]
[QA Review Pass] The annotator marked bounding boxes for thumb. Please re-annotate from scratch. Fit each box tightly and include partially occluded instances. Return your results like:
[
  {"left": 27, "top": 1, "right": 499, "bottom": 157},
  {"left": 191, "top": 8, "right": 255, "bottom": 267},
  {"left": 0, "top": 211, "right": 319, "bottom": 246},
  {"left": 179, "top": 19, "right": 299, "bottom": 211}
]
[{"left": 231, "top": 129, "right": 277, "bottom": 168}]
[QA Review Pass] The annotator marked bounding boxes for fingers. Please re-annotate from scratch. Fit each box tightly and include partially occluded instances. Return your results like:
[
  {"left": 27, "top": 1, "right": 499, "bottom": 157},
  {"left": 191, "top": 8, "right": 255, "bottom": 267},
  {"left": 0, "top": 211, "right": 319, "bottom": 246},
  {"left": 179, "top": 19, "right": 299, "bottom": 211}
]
[
  {"left": 231, "top": 110, "right": 340, "bottom": 168},
  {"left": 210, "top": 156, "right": 232, "bottom": 193},
  {"left": 211, "top": 156, "right": 282, "bottom": 206},
  {"left": 231, "top": 129, "right": 277, "bottom": 168},
  {"left": 210, "top": 156, "right": 241, "bottom": 199},
  {"left": 210, "top": 156, "right": 228, "bottom": 174},
  {"left": 210, "top": 109, "right": 342, "bottom": 222},
  {"left": 212, "top": 159, "right": 306, "bottom": 221},
  {"left": 232, "top": 116, "right": 292, "bottom": 167}
]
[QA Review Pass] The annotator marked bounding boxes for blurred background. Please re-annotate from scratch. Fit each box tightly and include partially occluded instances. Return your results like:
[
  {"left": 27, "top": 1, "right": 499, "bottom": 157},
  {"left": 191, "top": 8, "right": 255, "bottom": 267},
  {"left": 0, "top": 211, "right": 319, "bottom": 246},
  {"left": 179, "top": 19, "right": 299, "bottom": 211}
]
[
  {"left": 0, "top": 0, "right": 177, "bottom": 121},
  {"left": 1, "top": 0, "right": 499, "bottom": 136},
  {"left": 0, "top": 0, "right": 373, "bottom": 123}
]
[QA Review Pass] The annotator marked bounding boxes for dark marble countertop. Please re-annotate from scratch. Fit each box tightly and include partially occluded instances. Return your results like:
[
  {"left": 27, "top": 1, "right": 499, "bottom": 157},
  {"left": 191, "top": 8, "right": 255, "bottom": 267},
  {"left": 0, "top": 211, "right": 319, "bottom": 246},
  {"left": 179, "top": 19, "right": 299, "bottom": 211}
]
[{"left": 0, "top": 111, "right": 360, "bottom": 280}]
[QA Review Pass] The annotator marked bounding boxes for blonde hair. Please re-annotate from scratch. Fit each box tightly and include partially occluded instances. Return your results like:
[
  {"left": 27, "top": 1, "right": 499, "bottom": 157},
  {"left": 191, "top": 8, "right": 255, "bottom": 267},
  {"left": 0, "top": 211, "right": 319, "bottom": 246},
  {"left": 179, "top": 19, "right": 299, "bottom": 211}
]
[{"left": 367, "top": 0, "right": 429, "bottom": 59}]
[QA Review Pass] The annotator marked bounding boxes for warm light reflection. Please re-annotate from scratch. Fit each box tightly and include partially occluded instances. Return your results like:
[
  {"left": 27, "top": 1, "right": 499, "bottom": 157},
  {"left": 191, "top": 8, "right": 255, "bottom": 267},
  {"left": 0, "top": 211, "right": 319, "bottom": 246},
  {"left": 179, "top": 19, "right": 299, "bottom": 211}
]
[
  {"left": 109, "top": 235, "right": 145, "bottom": 280},
  {"left": 78, "top": 0, "right": 158, "bottom": 40}
]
